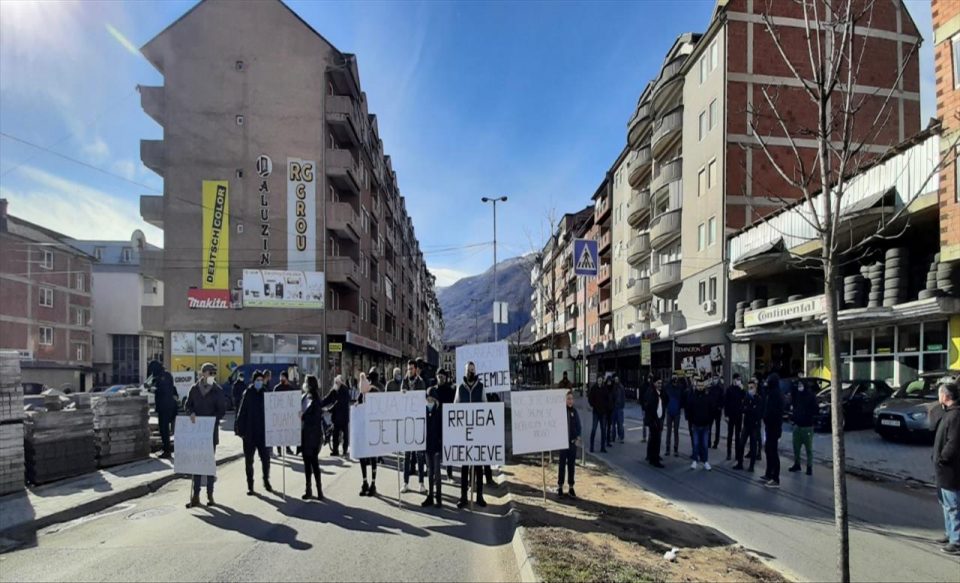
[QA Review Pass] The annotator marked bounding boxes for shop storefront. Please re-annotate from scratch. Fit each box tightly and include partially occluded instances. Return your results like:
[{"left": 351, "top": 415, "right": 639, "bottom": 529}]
[{"left": 250, "top": 333, "right": 323, "bottom": 376}]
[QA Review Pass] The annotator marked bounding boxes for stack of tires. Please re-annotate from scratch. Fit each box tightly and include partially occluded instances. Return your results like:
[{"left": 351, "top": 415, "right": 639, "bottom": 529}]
[
  {"left": 750, "top": 298, "right": 767, "bottom": 310},
  {"left": 918, "top": 253, "right": 942, "bottom": 300},
  {"left": 936, "top": 258, "right": 959, "bottom": 297},
  {"left": 864, "top": 262, "right": 884, "bottom": 308},
  {"left": 882, "top": 248, "right": 907, "bottom": 307},
  {"left": 735, "top": 301, "right": 748, "bottom": 329},
  {"left": 843, "top": 274, "right": 866, "bottom": 308}
]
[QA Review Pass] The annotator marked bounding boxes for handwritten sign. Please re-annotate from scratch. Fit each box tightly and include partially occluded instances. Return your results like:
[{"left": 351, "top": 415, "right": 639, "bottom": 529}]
[
  {"left": 173, "top": 416, "right": 216, "bottom": 476},
  {"left": 442, "top": 402, "right": 505, "bottom": 466},
  {"left": 172, "top": 371, "right": 195, "bottom": 396},
  {"left": 456, "top": 341, "right": 511, "bottom": 394},
  {"left": 264, "top": 391, "right": 301, "bottom": 447},
  {"left": 350, "top": 391, "right": 426, "bottom": 459},
  {"left": 511, "top": 389, "right": 568, "bottom": 455}
]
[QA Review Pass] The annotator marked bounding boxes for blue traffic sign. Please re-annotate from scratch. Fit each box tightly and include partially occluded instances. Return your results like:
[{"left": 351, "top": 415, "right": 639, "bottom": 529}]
[{"left": 573, "top": 238, "right": 599, "bottom": 277}]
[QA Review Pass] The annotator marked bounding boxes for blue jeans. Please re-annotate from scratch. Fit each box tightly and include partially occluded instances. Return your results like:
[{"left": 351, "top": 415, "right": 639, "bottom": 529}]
[
  {"left": 939, "top": 488, "right": 960, "bottom": 544},
  {"left": 590, "top": 411, "right": 607, "bottom": 451},
  {"left": 612, "top": 408, "right": 625, "bottom": 441},
  {"left": 192, "top": 474, "right": 215, "bottom": 496},
  {"left": 692, "top": 425, "right": 710, "bottom": 463}
]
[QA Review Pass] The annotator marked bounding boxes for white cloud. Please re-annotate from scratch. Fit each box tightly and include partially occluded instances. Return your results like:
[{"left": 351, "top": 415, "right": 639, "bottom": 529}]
[
  {"left": 1, "top": 165, "right": 164, "bottom": 246},
  {"left": 111, "top": 158, "right": 138, "bottom": 181},
  {"left": 430, "top": 266, "right": 473, "bottom": 288},
  {"left": 82, "top": 137, "right": 110, "bottom": 164}
]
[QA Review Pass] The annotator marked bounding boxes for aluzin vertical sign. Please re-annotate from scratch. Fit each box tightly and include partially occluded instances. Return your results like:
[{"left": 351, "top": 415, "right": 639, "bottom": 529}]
[
  {"left": 287, "top": 158, "right": 316, "bottom": 271},
  {"left": 201, "top": 181, "right": 229, "bottom": 290}
]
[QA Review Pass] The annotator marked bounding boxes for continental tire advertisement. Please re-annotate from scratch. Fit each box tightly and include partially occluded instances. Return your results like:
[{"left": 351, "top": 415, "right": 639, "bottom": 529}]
[{"left": 202, "top": 180, "right": 229, "bottom": 290}]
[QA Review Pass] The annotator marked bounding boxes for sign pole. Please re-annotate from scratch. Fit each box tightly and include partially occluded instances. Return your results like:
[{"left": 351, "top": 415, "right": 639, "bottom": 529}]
[
  {"left": 282, "top": 449, "right": 286, "bottom": 498},
  {"left": 396, "top": 452, "right": 402, "bottom": 508},
  {"left": 541, "top": 452, "right": 546, "bottom": 502}
]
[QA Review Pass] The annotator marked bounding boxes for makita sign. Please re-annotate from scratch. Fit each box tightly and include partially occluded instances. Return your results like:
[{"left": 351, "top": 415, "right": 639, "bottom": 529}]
[{"left": 187, "top": 288, "right": 232, "bottom": 309}]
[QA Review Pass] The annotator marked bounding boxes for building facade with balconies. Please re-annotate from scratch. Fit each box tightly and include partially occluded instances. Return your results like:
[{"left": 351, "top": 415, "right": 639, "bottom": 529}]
[{"left": 138, "top": 0, "right": 436, "bottom": 385}]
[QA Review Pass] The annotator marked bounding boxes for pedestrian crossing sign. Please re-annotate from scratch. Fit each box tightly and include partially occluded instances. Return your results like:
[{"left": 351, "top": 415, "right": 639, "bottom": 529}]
[{"left": 573, "top": 238, "right": 599, "bottom": 277}]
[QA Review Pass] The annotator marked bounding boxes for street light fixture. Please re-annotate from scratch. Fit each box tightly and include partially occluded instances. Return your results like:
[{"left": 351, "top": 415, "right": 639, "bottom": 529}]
[{"left": 481, "top": 196, "right": 508, "bottom": 342}]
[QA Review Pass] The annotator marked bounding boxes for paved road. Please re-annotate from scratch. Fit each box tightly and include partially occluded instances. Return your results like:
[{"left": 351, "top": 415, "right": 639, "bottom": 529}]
[
  {"left": 0, "top": 452, "right": 519, "bottom": 582},
  {"left": 576, "top": 398, "right": 959, "bottom": 583}
]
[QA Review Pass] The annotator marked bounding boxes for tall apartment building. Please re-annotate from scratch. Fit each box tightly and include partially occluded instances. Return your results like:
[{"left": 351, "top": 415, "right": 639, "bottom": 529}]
[
  {"left": 138, "top": 0, "right": 436, "bottom": 384},
  {"left": 0, "top": 200, "right": 95, "bottom": 390},
  {"left": 934, "top": 0, "right": 960, "bottom": 263}
]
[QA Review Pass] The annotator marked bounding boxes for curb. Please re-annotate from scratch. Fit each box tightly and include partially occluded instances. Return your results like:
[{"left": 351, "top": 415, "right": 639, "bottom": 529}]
[
  {"left": 498, "top": 470, "right": 540, "bottom": 583},
  {"left": 0, "top": 451, "right": 245, "bottom": 541}
]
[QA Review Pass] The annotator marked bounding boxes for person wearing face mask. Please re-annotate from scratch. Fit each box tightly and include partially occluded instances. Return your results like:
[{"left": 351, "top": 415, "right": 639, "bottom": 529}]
[
  {"left": 320, "top": 375, "right": 352, "bottom": 457},
  {"left": 643, "top": 378, "right": 667, "bottom": 468},
  {"left": 686, "top": 378, "right": 714, "bottom": 471},
  {"left": 356, "top": 372, "right": 380, "bottom": 497},
  {"left": 762, "top": 369, "right": 785, "bottom": 488},
  {"left": 432, "top": 369, "right": 456, "bottom": 481},
  {"left": 735, "top": 379, "right": 762, "bottom": 471},
  {"left": 789, "top": 379, "right": 818, "bottom": 476},
  {"left": 455, "top": 361, "right": 487, "bottom": 508},
  {"left": 557, "top": 391, "right": 581, "bottom": 498},
  {"left": 300, "top": 375, "right": 325, "bottom": 500},
  {"left": 231, "top": 372, "right": 246, "bottom": 413},
  {"left": 724, "top": 374, "right": 745, "bottom": 463},
  {"left": 235, "top": 371, "right": 273, "bottom": 495},
  {"left": 933, "top": 382, "right": 960, "bottom": 555},
  {"left": 185, "top": 362, "right": 227, "bottom": 508},
  {"left": 401, "top": 360, "right": 427, "bottom": 494},
  {"left": 422, "top": 387, "right": 444, "bottom": 507}
]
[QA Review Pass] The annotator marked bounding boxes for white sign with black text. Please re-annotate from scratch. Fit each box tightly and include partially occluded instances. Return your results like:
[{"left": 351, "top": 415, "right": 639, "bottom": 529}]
[
  {"left": 349, "top": 391, "right": 426, "bottom": 459},
  {"left": 442, "top": 402, "right": 505, "bottom": 466},
  {"left": 173, "top": 416, "right": 216, "bottom": 476},
  {"left": 455, "top": 341, "right": 511, "bottom": 394},
  {"left": 264, "top": 391, "right": 302, "bottom": 447},
  {"left": 511, "top": 389, "right": 568, "bottom": 455},
  {"left": 172, "top": 371, "right": 196, "bottom": 397}
]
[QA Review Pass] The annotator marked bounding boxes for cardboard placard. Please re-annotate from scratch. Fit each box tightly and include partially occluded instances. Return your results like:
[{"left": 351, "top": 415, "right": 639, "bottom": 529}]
[
  {"left": 455, "top": 341, "right": 512, "bottom": 394},
  {"left": 442, "top": 402, "right": 505, "bottom": 466},
  {"left": 173, "top": 416, "right": 216, "bottom": 476},
  {"left": 350, "top": 391, "right": 426, "bottom": 459},
  {"left": 264, "top": 391, "right": 301, "bottom": 447},
  {"left": 511, "top": 389, "right": 568, "bottom": 455}
]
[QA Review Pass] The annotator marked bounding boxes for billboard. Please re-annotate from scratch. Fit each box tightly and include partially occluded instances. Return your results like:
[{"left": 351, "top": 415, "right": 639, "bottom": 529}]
[
  {"left": 242, "top": 269, "right": 325, "bottom": 309},
  {"left": 287, "top": 158, "right": 317, "bottom": 271},
  {"left": 674, "top": 343, "right": 725, "bottom": 377},
  {"left": 201, "top": 180, "right": 229, "bottom": 290}
]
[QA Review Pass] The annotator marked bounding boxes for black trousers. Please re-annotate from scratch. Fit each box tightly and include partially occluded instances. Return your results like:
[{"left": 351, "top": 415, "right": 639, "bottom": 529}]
[
  {"left": 243, "top": 439, "right": 270, "bottom": 486},
  {"left": 460, "top": 466, "right": 484, "bottom": 501},
  {"left": 647, "top": 421, "right": 663, "bottom": 463},
  {"left": 301, "top": 445, "right": 321, "bottom": 493},
  {"left": 426, "top": 452, "right": 442, "bottom": 499},
  {"left": 158, "top": 412, "right": 175, "bottom": 454},
  {"left": 331, "top": 423, "right": 348, "bottom": 455},
  {"left": 557, "top": 445, "right": 576, "bottom": 487},
  {"left": 360, "top": 458, "right": 377, "bottom": 482},
  {"left": 765, "top": 428, "right": 781, "bottom": 481},
  {"left": 712, "top": 411, "right": 723, "bottom": 447},
  {"left": 726, "top": 415, "right": 743, "bottom": 459},
  {"left": 738, "top": 423, "right": 761, "bottom": 466}
]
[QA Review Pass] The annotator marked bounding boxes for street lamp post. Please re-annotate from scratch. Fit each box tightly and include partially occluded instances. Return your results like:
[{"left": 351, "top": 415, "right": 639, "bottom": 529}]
[
  {"left": 469, "top": 297, "right": 481, "bottom": 344},
  {"left": 481, "top": 196, "right": 508, "bottom": 342}
]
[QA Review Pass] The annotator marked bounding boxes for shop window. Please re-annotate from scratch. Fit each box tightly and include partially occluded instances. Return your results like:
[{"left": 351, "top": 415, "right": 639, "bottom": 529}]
[
  {"left": 923, "top": 321, "right": 947, "bottom": 352},
  {"left": 852, "top": 329, "right": 871, "bottom": 356},
  {"left": 874, "top": 327, "right": 894, "bottom": 355},
  {"left": 874, "top": 357, "right": 894, "bottom": 385},
  {"left": 899, "top": 324, "right": 920, "bottom": 353},
  {"left": 898, "top": 355, "right": 920, "bottom": 387},
  {"left": 838, "top": 332, "right": 851, "bottom": 357},
  {"left": 852, "top": 358, "right": 871, "bottom": 380},
  {"left": 923, "top": 353, "right": 947, "bottom": 373},
  {"left": 805, "top": 334, "right": 824, "bottom": 377}
]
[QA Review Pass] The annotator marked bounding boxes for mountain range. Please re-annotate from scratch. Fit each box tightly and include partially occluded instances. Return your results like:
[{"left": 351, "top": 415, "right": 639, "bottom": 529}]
[{"left": 437, "top": 254, "right": 535, "bottom": 345}]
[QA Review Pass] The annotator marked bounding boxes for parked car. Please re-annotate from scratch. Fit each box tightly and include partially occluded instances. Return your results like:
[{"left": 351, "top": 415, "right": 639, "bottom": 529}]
[
  {"left": 815, "top": 380, "right": 893, "bottom": 431},
  {"left": 782, "top": 376, "right": 831, "bottom": 416},
  {"left": 873, "top": 372, "right": 957, "bottom": 441}
]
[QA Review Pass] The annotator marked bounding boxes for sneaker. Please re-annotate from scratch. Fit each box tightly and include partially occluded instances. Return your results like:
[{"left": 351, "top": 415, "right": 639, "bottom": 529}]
[
  {"left": 206, "top": 494, "right": 215, "bottom": 506},
  {"left": 246, "top": 488, "right": 255, "bottom": 496},
  {"left": 935, "top": 536, "right": 950, "bottom": 544},
  {"left": 434, "top": 499, "right": 442, "bottom": 508},
  {"left": 806, "top": 466, "right": 813, "bottom": 476},
  {"left": 457, "top": 498, "right": 468, "bottom": 509},
  {"left": 359, "top": 481, "right": 369, "bottom": 497},
  {"left": 419, "top": 483, "right": 427, "bottom": 494},
  {"left": 940, "top": 543, "right": 960, "bottom": 555},
  {"left": 316, "top": 489, "right": 324, "bottom": 501},
  {"left": 368, "top": 483, "right": 378, "bottom": 497},
  {"left": 764, "top": 480, "right": 780, "bottom": 489},
  {"left": 401, "top": 484, "right": 410, "bottom": 494},
  {"left": 690, "top": 461, "right": 698, "bottom": 470},
  {"left": 568, "top": 487, "right": 577, "bottom": 498},
  {"left": 788, "top": 464, "right": 801, "bottom": 473},
  {"left": 704, "top": 462, "right": 712, "bottom": 471}
]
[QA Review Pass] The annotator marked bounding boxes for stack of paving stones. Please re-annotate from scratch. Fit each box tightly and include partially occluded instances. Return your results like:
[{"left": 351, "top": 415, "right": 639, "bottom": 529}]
[
  {"left": 93, "top": 394, "right": 151, "bottom": 468},
  {"left": 24, "top": 408, "right": 96, "bottom": 485},
  {"left": 0, "top": 352, "right": 25, "bottom": 495},
  {"left": 935, "top": 257, "right": 959, "bottom": 298},
  {"left": 735, "top": 301, "right": 748, "bottom": 329},
  {"left": 864, "top": 262, "right": 885, "bottom": 308},
  {"left": 882, "top": 248, "right": 907, "bottom": 307},
  {"left": 843, "top": 274, "right": 867, "bottom": 308}
]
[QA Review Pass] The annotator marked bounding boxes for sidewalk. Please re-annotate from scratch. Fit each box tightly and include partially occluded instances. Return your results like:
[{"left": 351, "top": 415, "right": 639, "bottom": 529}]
[
  {"left": 0, "top": 415, "right": 244, "bottom": 540},
  {"left": 613, "top": 399, "right": 935, "bottom": 486}
]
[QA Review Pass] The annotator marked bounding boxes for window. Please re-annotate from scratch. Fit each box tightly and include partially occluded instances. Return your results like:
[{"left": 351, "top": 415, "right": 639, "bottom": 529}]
[
  {"left": 708, "top": 217, "right": 717, "bottom": 246},
  {"left": 709, "top": 99, "right": 718, "bottom": 130},
  {"left": 74, "top": 308, "right": 86, "bottom": 326},
  {"left": 699, "top": 110, "right": 707, "bottom": 141},
  {"left": 121, "top": 247, "right": 132, "bottom": 263},
  {"left": 74, "top": 342, "right": 86, "bottom": 362},
  {"left": 707, "top": 159, "right": 717, "bottom": 188},
  {"left": 41, "top": 250, "right": 53, "bottom": 270},
  {"left": 710, "top": 39, "right": 718, "bottom": 71},
  {"left": 75, "top": 272, "right": 85, "bottom": 292},
  {"left": 698, "top": 168, "right": 706, "bottom": 197},
  {"left": 709, "top": 276, "right": 717, "bottom": 301},
  {"left": 360, "top": 298, "right": 368, "bottom": 322},
  {"left": 953, "top": 35, "right": 960, "bottom": 89},
  {"left": 698, "top": 280, "right": 706, "bottom": 304},
  {"left": 94, "top": 247, "right": 104, "bottom": 261},
  {"left": 697, "top": 223, "right": 705, "bottom": 251},
  {"left": 39, "top": 287, "right": 53, "bottom": 307},
  {"left": 39, "top": 326, "right": 53, "bottom": 346},
  {"left": 699, "top": 56, "right": 707, "bottom": 84}
]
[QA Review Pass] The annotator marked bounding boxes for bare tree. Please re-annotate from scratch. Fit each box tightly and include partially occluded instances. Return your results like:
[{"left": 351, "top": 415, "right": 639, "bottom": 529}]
[{"left": 742, "top": 1, "right": 953, "bottom": 580}]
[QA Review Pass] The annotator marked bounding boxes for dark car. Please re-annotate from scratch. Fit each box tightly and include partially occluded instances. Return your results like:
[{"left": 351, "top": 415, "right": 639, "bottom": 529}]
[
  {"left": 815, "top": 380, "right": 893, "bottom": 431},
  {"left": 783, "top": 377, "right": 831, "bottom": 416},
  {"left": 873, "top": 372, "right": 957, "bottom": 441}
]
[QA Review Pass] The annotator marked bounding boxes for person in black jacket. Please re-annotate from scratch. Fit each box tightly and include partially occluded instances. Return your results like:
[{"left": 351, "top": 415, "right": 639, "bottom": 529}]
[
  {"left": 148, "top": 360, "right": 178, "bottom": 459},
  {"left": 724, "top": 374, "right": 745, "bottom": 462},
  {"left": 762, "top": 370, "right": 785, "bottom": 488},
  {"left": 356, "top": 378, "right": 380, "bottom": 497},
  {"left": 737, "top": 379, "right": 762, "bottom": 471},
  {"left": 422, "top": 387, "right": 444, "bottom": 507},
  {"left": 455, "top": 362, "right": 486, "bottom": 508},
  {"left": 587, "top": 382, "right": 609, "bottom": 454},
  {"left": 184, "top": 362, "right": 227, "bottom": 508},
  {"left": 432, "top": 369, "right": 456, "bottom": 481},
  {"left": 708, "top": 374, "right": 725, "bottom": 449},
  {"left": 557, "top": 391, "right": 581, "bottom": 497},
  {"left": 687, "top": 378, "right": 714, "bottom": 470},
  {"left": 300, "top": 375, "right": 325, "bottom": 500},
  {"left": 934, "top": 382, "right": 960, "bottom": 555},
  {"left": 789, "top": 379, "right": 819, "bottom": 476},
  {"left": 644, "top": 379, "right": 668, "bottom": 467},
  {"left": 236, "top": 371, "right": 273, "bottom": 495},
  {"left": 231, "top": 373, "right": 246, "bottom": 412},
  {"left": 320, "top": 375, "right": 351, "bottom": 457}
]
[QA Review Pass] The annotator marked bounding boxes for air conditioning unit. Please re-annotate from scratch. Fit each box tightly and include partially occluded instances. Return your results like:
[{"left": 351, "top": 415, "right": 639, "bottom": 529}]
[{"left": 702, "top": 300, "right": 717, "bottom": 314}]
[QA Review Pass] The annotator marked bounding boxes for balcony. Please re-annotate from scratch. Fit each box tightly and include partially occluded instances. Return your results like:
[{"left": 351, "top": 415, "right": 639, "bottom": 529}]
[
  {"left": 627, "top": 233, "right": 651, "bottom": 265},
  {"left": 627, "top": 277, "right": 652, "bottom": 305},
  {"left": 326, "top": 148, "right": 360, "bottom": 195},
  {"left": 598, "top": 263, "right": 611, "bottom": 285},
  {"left": 326, "top": 309, "right": 360, "bottom": 334},
  {"left": 627, "top": 188, "right": 651, "bottom": 227},
  {"left": 326, "top": 257, "right": 360, "bottom": 289},
  {"left": 326, "top": 202, "right": 360, "bottom": 242},
  {"left": 565, "top": 315, "right": 576, "bottom": 332},
  {"left": 139, "top": 248, "right": 163, "bottom": 280},
  {"left": 628, "top": 146, "right": 652, "bottom": 187},
  {"left": 326, "top": 95, "right": 361, "bottom": 147},
  {"left": 599, "top": 231, "right": 612, "bottom": 253},
  {"left": 140, "top": 140, "right": 165, "bottom": 177},
  {"left": 651, "top": 261, "right": 682, "bottom": 298},
  {"left": 139, "top": 86, "right": 164, "bottom": 126},
  {"left": 651, "top": 56, "right": 685, "bottom": 113},
  {"left": 650, "top": 209, "right": 682, "bottom": 249},
  {"left": 599, "top": 298, "right": 612, "bottom": 316},
  {"left": 140, "top": 195, "right": 163, "bottom": 229},
  {"left": 595, "top": 195, "right": 611, "bottom": 222},
  {"left": 651, "top": 106, "right": 683, "bottom": 158},
  {"left": 627, "top": 101, "right": 652, "bottom": 148},
  {"left": 651, "top": 156, "right": 683, "bottom": 197}
]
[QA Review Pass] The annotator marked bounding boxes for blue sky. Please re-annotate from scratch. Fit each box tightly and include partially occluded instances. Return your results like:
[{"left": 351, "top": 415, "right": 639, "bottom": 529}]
[{"left": 0, "top": 0, "right": 934, "bottom": 287}]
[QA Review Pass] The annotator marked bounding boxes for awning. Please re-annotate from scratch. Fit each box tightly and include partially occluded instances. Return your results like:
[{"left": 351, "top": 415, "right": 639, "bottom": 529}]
[
  {"left": 840, "top": 187, "right": 896, "bottom": 219},
  {"left": 732, "top": 238, "right": 786, "bottom": 272}
]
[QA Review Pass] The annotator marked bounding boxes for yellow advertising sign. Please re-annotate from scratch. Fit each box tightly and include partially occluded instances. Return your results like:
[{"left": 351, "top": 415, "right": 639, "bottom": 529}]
[{"left": 202, "top": 181, "right": 229, "bottom": 289}]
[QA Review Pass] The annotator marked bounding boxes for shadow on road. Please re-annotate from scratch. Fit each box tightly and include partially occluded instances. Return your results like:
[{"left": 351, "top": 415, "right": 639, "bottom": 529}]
[
  {"left": 262, "top": 495, "right": 431, "bottom": 538},
  {"left": 194, "top": 504, "right": 312, "bottom": 550}
]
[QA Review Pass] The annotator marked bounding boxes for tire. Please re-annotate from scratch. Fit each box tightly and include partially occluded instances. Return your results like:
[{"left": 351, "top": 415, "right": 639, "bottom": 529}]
[
  {"left": 736, "top": 301, "right": 749, "bottom": 310},
  {"left": 768, "top": 297, "right": 784, "bottom": 305},
  {"left": 918, "top": 289, "right": 940, "bottom": 300},
  {"left": 885, "top": 248, "right": 906, "bottom": 259},
  {"left": 750, "top": 299, "right": 766, "bottom": 310},
  {"left": 788, "top": 294, "right": 803, "bottom": 301},
  {"left": 884, "top": 278, "right": 903, "bottom": 289},
  {"left": 885, "top": 258, "right": 904, "bottom": 269}
]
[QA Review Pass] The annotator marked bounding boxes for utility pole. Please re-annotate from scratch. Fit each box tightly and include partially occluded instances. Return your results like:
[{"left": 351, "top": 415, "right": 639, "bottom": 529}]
[
  {"left": 469, "top": 297, "right": 481, "bottom": 344},
  {"left": 482, "top": 196, "right": 507, "bottom": 341}
]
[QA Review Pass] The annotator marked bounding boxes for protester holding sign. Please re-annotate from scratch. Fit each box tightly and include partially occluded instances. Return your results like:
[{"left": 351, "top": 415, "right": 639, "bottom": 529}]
[
  {"left": 235, "top": 371, "right": 273, "bottom": 495},
  {"left": 273, "top": 371, "right": 299, "bottom": 456},
  {"left": 300, "top": 375, "right": 325, "bottom": 500},
  {"left": 401, "top": 360, "right": 427, "bottom": 494},
  {"left": 454, "top": 362, "right": 487, "bottom": 508},
  {"left": 184, "top": 362, "right": 227, "bottom": 508},
  {"left": 356, "top": 377, "right": 380, "bottom": 497},
  {"left": 422, "top": 387, "right": 444, "bottom": 507},
  {"left": 432, "top": 369, "right": 456, "bottom": 481},
  {"left": 557, "top": 391, "right": 581, "bottom": 498}
]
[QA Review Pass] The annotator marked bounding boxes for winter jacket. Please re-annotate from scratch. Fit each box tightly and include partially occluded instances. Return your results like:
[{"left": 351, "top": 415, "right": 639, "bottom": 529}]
[
  {"left": 644, "top": 388, "right": 668, "bottom": 427},
  {"left": 724, "top": 383, "right": 745, "bottom": 419},
  {"left": 742, "top": 392, "right": 762, "bottom": 428},
  {"left": 385, "top": 378, "right": 403, "bottom": 392},
  {"left": 763, "top": 381, "right": 785, "bottom": 435},
  {"left": 686, "top": 389, "right": 714, "bottom": 427},
  {"left": 235, "top": 386, "right": 267, "bottom": 446},
  {"left": 790, "top": 387, "right": 819, "bottom": 427},
  {"left": 301, "top": 394, "right": 325, "bottom": 450},
  {"left": 933, "top": 404, "right": 960, "bottom": 490},
  {"left": 708, "top": 382, "right": 725, "bottom": 418},
  {"left": 185, "top": 382, "right": 227, "bottom": 446},
  {"left": 232, "top": 379, "right": 247, "bottom": 410},
  {"left": 565, "top": 406, "right": 582, "bottom": 446},
  {"left": 425, "top": 402, "right": 444, "bottom": 455},
  {"left": 612, "top": 382, "right": 626, "bottom": 411},
  {"left": 433, "top": 382, "right": 456, "bottom": 404},
  {"left": 320, "top": 384, "right": 352, "bottom": 426},
  {"left": 154, "top": 371, "right": 179, "bottom": 417},
  {"left": 588, "top": 384, "right": 610, "bottom": 414},
  {"left": 273, "top": 381, "right": 296, "bottom": 393},
  {"left": 455, "top": 378, "right": 485, "bottom": 403},
  {"left": 401, "top": 376, "right": 426, "bottom": 392},
  {"left": 666, "top": 381, "right": 684, "bottom": 417}
]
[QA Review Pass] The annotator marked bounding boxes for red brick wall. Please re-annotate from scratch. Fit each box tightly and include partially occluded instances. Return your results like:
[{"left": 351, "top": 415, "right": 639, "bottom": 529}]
[{"left": 933, "top": 0, "right": 960, "bottom": 261}]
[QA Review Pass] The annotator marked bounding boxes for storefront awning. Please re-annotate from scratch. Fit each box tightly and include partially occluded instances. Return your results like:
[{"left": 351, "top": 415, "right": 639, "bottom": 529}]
[{"left": 732, "top": 238, "right": 786, "bottom": 273}]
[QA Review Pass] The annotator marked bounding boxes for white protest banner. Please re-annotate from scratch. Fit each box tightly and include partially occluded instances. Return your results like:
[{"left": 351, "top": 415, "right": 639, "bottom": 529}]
[
  {"left": 456, "top": 341, "right": 511, "bottom": 394},
  {"left": 350, "top": 391, "right": 426, "bottom": 459},
  {"left": 172, "top": 371, "right": 195, "bottom": 396},
  {"left": 173, "top": 416, "right": 216, "bottom": 476},
  {"left": 442, "top": 402, "right": 505, "bottom": 466},
  {"left": 264, "top": 391, "right": 301, "bottom": 447},
  {"left": 511, "top": 389, "right": 568, "bottom": 455}
]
